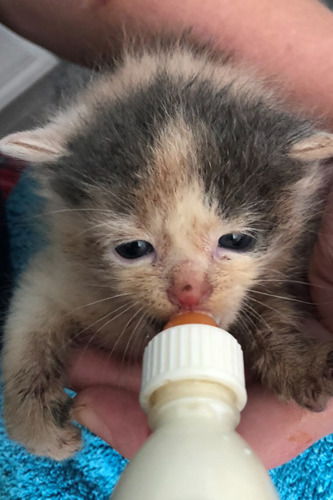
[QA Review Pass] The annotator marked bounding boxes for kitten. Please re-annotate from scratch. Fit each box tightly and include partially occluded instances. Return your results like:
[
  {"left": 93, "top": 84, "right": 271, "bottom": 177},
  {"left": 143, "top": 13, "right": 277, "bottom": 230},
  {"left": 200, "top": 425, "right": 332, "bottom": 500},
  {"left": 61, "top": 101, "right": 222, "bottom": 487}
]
[{"left": 1, "top": 41, "right": 333, "bottom": 460}]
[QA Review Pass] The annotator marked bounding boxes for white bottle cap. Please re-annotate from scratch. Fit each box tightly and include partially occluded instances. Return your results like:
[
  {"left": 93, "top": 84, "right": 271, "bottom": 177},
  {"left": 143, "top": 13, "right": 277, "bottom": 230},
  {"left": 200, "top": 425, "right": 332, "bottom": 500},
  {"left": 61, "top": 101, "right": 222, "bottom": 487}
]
[{"left": 140, "top": 323, "right": 247, "bottom": 413}]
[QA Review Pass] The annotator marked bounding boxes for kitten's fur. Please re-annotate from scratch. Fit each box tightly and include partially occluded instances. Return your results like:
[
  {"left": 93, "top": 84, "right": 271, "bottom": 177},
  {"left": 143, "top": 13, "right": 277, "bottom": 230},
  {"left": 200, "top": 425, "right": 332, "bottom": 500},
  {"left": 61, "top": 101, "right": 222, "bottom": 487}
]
[{"left": 1, "top": 41, "right": 333, "bottom": 460}]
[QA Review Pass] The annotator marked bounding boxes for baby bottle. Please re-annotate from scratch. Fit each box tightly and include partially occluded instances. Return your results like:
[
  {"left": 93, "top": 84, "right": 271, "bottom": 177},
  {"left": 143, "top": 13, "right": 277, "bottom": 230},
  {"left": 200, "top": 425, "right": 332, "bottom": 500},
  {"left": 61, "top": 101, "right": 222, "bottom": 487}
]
[{"left": 112, "top": 312, "right": 279, "bottom": 499}]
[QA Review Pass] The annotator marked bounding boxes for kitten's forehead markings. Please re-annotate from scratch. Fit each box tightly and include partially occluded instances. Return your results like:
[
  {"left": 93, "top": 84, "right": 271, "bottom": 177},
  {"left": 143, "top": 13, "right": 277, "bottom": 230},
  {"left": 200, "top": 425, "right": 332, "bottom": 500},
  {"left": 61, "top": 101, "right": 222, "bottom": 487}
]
[
  {"left": 150, "top": 115, "right": 196, "bottom": 182},
  {"left": 86, "top": 48, "right": 264, "bottom": 113},
  {"left": 42, "top": 46, "right": 267, "bottom": 150},
  {"left": 164, "top": 186, "right": 216, "bottom": 260},
  {"left": 129, "top": 115, "right": 212, "bottom": 258},
  {"left": 141, "top": 116, "right": 206, "bottom": 216},
  {"left": 132, "top": 115, "right": 195, "bottom": 221},
  {"left": 134, "top": 115, "right": 252, "bottom": 260}
]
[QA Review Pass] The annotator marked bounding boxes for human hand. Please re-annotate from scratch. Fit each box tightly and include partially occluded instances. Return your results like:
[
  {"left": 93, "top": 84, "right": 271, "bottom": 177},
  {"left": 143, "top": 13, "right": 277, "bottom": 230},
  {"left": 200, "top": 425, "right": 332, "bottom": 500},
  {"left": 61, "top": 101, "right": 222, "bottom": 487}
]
[
  {"left": 69, "top": 349, "right": 149, "bottom": 460},
  {"left": 69, "top": 346, "right": 333, "bottom": 470}
]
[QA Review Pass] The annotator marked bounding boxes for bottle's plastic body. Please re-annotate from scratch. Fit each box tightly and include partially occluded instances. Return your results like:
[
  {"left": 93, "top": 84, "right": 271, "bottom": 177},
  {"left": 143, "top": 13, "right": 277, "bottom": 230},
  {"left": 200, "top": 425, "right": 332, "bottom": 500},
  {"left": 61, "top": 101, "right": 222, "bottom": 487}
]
[
  {"left": 112, "top": 380, "right": 278, "bottom": 499},
  {"left": 111, "top": 315, "right": 280, "bottom": 499}
]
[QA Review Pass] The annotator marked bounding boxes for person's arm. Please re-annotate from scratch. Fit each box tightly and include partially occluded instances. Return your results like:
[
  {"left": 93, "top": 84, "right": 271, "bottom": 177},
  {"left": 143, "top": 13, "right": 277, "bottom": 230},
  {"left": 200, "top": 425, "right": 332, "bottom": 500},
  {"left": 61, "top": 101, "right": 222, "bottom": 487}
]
[{"left": 1, "top": 0, "right": 333, "bottom": 127}]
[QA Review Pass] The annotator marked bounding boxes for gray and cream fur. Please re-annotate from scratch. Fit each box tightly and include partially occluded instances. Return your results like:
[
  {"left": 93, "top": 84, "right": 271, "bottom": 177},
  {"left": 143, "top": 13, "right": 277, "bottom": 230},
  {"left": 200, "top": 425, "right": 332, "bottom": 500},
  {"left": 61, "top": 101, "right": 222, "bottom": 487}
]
[{"left": 1, "top": 41, "right": 333, "bottom": 460}]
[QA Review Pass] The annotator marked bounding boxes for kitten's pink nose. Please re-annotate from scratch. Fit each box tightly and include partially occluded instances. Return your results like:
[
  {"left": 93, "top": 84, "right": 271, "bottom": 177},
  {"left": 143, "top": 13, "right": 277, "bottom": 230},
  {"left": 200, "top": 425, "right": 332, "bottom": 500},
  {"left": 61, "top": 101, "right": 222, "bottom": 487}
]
[{"left": 167, "top": 277, "right": 213, "bottom": 309}]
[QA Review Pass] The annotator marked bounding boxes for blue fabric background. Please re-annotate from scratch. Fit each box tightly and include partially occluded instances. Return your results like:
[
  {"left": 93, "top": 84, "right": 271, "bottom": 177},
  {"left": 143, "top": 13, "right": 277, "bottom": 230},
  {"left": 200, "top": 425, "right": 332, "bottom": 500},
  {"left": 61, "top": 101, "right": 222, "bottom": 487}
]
[{"left": 1, "top": 172, "right": 333, "bottom": 499}]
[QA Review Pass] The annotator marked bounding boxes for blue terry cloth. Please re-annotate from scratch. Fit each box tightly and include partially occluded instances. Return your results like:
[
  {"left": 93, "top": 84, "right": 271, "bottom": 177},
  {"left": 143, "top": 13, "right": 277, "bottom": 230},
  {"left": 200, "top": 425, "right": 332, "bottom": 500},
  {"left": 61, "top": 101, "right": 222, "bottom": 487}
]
[{"left": 1, "top": 172, "right": 333, "bottom": 499}]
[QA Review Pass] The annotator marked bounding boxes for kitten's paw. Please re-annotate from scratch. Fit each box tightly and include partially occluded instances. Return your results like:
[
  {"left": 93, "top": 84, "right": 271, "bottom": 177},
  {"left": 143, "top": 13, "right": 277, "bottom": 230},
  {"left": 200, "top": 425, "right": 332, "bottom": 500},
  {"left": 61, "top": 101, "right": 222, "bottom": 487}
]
[
  {"left": 290, "top": 347, "right": 333, "bottom": 412},
  {"left": 292, "top": 382, "right": 329, "bottom": 412},
  {"left": 27, "top": 424, "right": 82, "bottom": 461},
  {"left": 4, "top": 390, "right": 82, "bottom": 460}
]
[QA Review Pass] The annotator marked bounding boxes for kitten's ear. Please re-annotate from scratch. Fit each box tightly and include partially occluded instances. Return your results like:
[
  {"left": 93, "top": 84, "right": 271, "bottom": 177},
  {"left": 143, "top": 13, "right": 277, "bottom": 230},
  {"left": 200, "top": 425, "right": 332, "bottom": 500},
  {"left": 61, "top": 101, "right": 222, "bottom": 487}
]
[
  {"left": 0, "top": 126, "right": 67, "bottom": 163},
  {"left": 290, "top": 132, "right": 333, "bottom": 162}
]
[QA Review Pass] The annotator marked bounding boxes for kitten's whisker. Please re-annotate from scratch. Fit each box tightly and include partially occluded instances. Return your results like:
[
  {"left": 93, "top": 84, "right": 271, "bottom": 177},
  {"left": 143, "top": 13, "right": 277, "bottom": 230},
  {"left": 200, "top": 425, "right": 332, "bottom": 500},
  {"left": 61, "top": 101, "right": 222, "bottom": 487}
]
[
  {"left": 254, "top": 278, "right": 308, "bottom": 285},
  {"left": 129, "top": 318, "right": 148, "bottom": 364},
  {"left": 64, "top": 293, "right": 133, "bottom": 316},
  {"left": 246, "top": 295, "right": 283, "bottom": 316},
  {"left": 249, "top": 289, "right": 313, "bottom": 305},
  {"left": 128, "top": 312, "right": 148, "bottom": 361},
  {"left": 70, "top": 302, "right": 139, "bottom": 362},
  {"left": 242, "top": 300, "right": 265, "bottom": 324},
  {"left": 254, "top": 278, "right": 331, "bottom": 290},
  {"left": 72, "top": 220, "right": 119, "bottom": 239},
  {"left": 75, "top": 302, "right": 138, "bottom": 361},
  {"left": 95, "top": 302, "right": 139, "bottom": 335},
  {"left": 242, "top": 301, "right": 274, "bottom": 335},
  {"left": 106, "top": 306, "right": 144, "bottom": 362},
  {"left": 63, "top": 301, "right": 133, "bottom": 351},
  {"left": 234, "top": 311, "right": 253, "bottom": 338},
  {"left": 238, "top": 312, "right": 255, "bottom": 337},
  {"left": 121, "top": 308, "right": 146, "bottom": 366}
]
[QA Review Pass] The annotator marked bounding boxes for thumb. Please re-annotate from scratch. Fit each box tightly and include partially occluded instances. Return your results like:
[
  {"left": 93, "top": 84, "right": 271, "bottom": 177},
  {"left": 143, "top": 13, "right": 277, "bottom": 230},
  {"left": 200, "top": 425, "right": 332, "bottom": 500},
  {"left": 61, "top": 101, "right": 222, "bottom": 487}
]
[{"left": 73, "top": 385, "right": 150, "bottom": 459}]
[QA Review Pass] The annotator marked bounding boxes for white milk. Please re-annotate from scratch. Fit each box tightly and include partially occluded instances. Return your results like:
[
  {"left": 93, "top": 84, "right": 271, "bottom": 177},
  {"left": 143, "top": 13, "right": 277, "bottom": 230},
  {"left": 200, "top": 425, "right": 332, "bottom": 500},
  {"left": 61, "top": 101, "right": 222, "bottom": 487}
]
[{"left": 112, "top": 322, "right": 279, "bottom": 499}]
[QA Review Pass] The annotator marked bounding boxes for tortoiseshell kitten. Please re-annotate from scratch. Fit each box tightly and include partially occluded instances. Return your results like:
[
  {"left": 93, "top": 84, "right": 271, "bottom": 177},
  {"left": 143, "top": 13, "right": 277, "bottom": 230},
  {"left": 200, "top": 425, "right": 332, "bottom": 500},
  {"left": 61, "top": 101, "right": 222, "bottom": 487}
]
[{"left": 1, "top": 41, "right": 333, "bottom": 460}]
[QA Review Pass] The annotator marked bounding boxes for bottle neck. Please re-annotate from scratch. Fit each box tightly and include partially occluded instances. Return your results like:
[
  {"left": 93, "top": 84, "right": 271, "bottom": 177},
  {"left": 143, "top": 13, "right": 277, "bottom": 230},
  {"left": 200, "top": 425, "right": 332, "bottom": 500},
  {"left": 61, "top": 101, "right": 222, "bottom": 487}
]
[{"left": 147, "top": 380, "right": 241, "bottom": 431}]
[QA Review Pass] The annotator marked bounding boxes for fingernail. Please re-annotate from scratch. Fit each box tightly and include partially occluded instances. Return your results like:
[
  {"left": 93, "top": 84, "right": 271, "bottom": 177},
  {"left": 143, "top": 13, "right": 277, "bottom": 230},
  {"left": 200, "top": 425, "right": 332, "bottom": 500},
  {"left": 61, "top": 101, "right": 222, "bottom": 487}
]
[{"left": 73, "top": 404, "right": 111, "bottom": 442}]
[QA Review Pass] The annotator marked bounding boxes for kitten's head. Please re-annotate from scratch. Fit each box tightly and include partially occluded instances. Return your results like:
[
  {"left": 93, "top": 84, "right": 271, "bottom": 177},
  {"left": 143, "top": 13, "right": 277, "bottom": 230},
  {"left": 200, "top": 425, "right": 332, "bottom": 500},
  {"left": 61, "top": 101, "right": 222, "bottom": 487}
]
[{"left": 2, "top": 45, "right": 333, "bottom": 348}]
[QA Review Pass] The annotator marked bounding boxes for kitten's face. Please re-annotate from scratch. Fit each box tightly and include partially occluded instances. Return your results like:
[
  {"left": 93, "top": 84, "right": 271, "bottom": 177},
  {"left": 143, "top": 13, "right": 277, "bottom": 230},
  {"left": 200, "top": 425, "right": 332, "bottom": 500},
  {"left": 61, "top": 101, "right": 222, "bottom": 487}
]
[
  {"left": 1, "top": 45, "right": 331, "bottom": 350},
  {"left": 65, "top": 108, "right": 321, "bottom": 336},
  {"left": 89, "top": 118, "right": 265, "bottom": 329}
]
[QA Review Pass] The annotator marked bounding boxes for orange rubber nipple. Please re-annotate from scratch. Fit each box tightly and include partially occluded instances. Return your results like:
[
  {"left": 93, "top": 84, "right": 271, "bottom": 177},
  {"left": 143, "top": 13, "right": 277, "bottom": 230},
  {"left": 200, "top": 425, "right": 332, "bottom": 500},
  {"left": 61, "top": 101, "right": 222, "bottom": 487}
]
[{"left": 164, "top": 312, "right": 218, "bottom": 330}]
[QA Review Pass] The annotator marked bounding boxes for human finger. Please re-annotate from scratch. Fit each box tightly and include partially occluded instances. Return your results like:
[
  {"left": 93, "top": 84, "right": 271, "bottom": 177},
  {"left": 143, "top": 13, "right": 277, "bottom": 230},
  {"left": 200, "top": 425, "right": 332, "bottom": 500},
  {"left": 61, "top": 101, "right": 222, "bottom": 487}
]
[
  {"left": 68, "top": 348, "right": 142, "bottom": 393},
  {"left": 73, "top": 385, "right": 150, "bottom": 459}
]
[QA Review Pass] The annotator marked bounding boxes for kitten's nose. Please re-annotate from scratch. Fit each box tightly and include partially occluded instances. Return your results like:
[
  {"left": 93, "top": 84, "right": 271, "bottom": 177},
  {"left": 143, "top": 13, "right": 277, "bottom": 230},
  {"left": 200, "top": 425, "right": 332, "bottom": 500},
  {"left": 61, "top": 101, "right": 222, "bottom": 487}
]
[{"left": 167, "top": 277, "right": 213, "bottom": 309}]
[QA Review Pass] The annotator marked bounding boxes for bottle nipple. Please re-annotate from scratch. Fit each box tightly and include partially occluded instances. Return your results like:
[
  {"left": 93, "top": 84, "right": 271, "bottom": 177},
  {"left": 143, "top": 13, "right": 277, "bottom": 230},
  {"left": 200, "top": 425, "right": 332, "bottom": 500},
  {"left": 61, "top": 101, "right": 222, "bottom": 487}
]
[
  {"left": 163, "top": 312, "right": 218, "bottom": 330},
  {"left": 140, "top": 311, "right": 247, "bottom": 414}
]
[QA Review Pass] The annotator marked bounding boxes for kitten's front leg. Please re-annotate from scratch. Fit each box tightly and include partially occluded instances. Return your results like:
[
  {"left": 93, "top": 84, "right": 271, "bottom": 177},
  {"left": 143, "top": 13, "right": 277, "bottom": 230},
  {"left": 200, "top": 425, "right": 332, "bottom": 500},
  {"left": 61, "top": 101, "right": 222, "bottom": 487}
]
[
  {"left": 2, "top": 283, "right": 80, "bottom": 460},
  {"left": 242, "top": 298, "right": 333, "bottom": 412}
]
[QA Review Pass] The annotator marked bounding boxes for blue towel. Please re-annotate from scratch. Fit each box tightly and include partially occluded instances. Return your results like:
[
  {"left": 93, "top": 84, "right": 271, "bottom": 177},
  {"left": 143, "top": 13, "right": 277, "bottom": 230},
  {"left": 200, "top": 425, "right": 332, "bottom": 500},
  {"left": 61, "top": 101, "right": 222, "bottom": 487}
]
[{"left": 2, "top": 172, "right": 333, "bottom": 499}]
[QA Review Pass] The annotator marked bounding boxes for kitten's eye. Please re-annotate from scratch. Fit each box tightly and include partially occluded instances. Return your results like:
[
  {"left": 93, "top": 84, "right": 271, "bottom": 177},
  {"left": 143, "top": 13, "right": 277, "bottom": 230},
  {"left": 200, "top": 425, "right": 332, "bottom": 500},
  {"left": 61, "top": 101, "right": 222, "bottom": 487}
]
[
  {"left": 115, "top": 240, "right": 154, "bottom": 259},
  {"left": 218, "top": 233, "right": 255, "bottom": 252}
]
